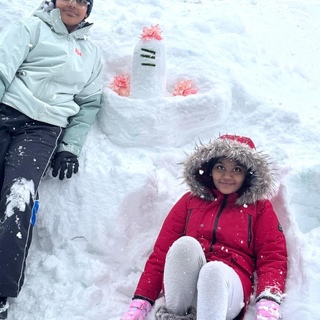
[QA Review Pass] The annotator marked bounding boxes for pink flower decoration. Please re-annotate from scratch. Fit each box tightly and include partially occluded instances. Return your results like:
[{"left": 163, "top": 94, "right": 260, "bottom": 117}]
[
  {"left": 173, "top": 80, "right": 198, "bottom": 96},
  {"left": 109, "top": 75, "right": 130, "bottom": 97},
  {"left": 140, "top": 24, "right": 163, "bottom": 41}
]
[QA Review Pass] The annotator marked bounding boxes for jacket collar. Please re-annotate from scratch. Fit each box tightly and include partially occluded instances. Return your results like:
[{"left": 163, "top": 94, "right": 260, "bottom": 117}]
[{"left": 211, "top": 189, "right": 238, "bottom": 205}]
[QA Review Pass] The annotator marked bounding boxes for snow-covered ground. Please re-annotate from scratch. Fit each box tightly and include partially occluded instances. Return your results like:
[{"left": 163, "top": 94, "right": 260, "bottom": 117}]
[{"left": 1, "top": 0, "right": 320, "bottom": 319}]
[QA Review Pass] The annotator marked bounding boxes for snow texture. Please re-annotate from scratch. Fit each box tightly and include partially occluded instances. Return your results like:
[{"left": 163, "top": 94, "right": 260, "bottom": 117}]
[{"left": 1, "top": 0, "right": 320, "bottom": 319}]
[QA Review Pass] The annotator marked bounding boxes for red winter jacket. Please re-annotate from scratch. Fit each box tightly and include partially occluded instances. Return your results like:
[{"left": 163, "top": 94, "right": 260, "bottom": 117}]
[
  {"left": 134, "top": 191, "right": 287, "bottom": 306},
  {"left": 134, "top": 135, "right": 287, "bottom": 319}
]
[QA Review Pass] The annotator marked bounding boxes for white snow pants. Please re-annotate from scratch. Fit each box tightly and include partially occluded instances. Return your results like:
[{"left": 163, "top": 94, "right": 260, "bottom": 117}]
[{"left": 163, "top": 236, "right": 244, "bottom": 320}]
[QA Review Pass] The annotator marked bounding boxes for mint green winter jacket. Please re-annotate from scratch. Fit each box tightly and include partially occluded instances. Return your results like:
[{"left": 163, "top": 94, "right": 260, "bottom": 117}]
[{"left": 0, "top": 5, "right": 103, "bottom": 156}]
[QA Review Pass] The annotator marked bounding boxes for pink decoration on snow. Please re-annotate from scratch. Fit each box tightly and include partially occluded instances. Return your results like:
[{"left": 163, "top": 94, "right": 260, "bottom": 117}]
[
  {"left": 140, "top": 24, "right": 163, "bottom": 41},
  {"left": 109, "top": 75, "right": 131, "bottom": 97},
  {"left": 173, "top": 80, "right": 198, "bottom": 96}
]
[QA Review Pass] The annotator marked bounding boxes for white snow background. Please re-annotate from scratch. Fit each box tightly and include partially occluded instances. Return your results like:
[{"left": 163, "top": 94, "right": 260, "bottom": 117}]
[{"left": 1, "top": 0, "right": 320, "bottom": 319}]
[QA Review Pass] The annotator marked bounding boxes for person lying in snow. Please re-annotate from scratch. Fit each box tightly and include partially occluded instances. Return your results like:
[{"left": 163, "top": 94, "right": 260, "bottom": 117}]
[
  {"left": 119, "top": 134, "right": 287, "bottom": 320},
  {"left": 0, "top": 0, "right": 102, "bottom": 318}
]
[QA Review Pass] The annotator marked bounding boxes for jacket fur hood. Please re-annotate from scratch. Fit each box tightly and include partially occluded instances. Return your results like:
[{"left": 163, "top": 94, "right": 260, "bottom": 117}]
[{"left": 183, "top": 135, "right": 276, "bottom": 205}]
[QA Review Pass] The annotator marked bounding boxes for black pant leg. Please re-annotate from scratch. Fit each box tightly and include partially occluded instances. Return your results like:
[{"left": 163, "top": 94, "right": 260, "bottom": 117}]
[
  {"left": 0, "top": 104, "right": 12, "bottom": 194},
  {"left": 0, "top": 109, "right": 62, "bottom": 297}
]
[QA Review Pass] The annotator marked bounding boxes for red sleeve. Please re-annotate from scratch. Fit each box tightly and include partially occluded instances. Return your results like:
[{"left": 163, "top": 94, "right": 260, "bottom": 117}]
[
  {"left": 134, "top": 192, "right": 192, "bottom": 302},
  {"left": 254, "top": 200, "right": 287, "bottom": 303}
]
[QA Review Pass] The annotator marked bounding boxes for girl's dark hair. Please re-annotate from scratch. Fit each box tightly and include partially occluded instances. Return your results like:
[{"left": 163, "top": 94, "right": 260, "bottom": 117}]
[
  {"left": 237, "top": 169, "right": 254, "bottom": 196},
  {"left": 193, "top": 158, "right": 217, "bottom": 190}
]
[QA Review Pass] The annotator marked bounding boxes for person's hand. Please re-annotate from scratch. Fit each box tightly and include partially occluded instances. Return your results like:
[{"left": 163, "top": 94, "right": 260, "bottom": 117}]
[
  {"left": 119, "top": 299, "right": 152, "bottom": 320},
  {"left": 51, "top": 151, "right": 79, "bottom": 180},
  {"left": 255, "top": 299, "right": 280, "bottom": 320}
]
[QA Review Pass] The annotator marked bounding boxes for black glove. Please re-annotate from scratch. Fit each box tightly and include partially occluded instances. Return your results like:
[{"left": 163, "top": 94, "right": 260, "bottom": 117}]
[{"left": 52, "top": 151, "right": 79, "bottom": 180}]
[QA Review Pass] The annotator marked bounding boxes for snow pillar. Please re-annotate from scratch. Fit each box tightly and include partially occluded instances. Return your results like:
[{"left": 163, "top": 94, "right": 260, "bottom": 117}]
[{"left": 130, "top": 25, "right": 167, "bottom": 99}]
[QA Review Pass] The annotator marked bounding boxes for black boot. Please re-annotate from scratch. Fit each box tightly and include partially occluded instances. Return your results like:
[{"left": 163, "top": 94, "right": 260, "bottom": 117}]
[
  {"left": 155, "top": 305, "right": 196, "bottom": 320},
  {"left": 0, "top": 297, "right": 8, "bottom": 319}
]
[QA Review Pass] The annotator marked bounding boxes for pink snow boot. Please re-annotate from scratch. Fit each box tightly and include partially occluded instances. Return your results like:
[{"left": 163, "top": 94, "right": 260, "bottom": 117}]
[
  {"left": 119, "top": 299, "right": 152, "bottom": 320},
  {"left": 255, "top": 299, "right": 280, "bottom": 320}
]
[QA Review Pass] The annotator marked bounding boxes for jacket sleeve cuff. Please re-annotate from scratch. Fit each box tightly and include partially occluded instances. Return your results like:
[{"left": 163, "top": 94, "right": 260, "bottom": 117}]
[
  {"left": 57, "top": 141, "right": 81, "bottom": 156},
  {"left": 133, "top": 295, "right": 155, "bottom": 306},
  {"left": 256, "top": 290, "right": 284, "bottom": 304}
]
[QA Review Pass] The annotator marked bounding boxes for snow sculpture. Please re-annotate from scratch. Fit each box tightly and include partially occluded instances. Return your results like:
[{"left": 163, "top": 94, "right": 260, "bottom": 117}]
[
  {"left": 102, "top": 25, "right": 232, "bottom": 148},
  {"left": 130, "top": 24, "right": 167, "bottom": 99}
]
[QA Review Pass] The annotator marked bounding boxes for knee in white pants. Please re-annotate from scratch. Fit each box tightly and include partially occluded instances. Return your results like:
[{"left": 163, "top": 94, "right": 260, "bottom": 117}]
[
  {"left": 198, "top": 261, "right": 229, "bottom": 287},
  {"left": 166, "top": 236, "right": 206, "bottom": 265},
  {"left": 164, "top": 237, "right": 206, "bottom": 315},
  {"left": 197, "top": 261, "right": 244, "bottom": 320}
]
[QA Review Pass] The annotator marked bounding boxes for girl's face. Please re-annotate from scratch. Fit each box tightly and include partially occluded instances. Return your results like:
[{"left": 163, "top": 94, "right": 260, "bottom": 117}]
[
  {"left": 55, "top": 0, "right": 88, "bottom": 32},
  {"left": 211, "top": 158, "right": 246, "bottom": 195}
]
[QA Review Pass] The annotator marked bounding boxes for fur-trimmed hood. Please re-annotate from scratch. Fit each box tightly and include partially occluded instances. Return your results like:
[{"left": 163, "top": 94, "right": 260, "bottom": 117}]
[{"left": 183, "top": 135, "right": 276, "bottom": 205}]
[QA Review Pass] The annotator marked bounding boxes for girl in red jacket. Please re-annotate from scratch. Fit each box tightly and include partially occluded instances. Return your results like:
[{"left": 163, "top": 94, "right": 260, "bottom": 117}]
[{"left": 120, "top": 134, "right": 287, "bottom": 320}]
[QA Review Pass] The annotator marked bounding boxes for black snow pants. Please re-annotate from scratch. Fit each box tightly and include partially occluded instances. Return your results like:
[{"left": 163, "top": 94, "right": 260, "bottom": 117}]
[{"left": 0, "top": 103, "right": 63, "bottom": 297}]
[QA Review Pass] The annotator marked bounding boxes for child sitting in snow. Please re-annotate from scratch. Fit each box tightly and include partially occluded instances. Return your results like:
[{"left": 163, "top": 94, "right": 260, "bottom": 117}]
[
  {"left": 0, "top": 0, "right": 102, "bottom": 318},
  {"left": 119, "top": 134, "right": 287, "bottom": 320}
]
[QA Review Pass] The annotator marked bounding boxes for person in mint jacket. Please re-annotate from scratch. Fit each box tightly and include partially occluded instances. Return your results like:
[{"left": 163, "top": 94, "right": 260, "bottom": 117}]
[
  {"left": 120, "top": 135, "right": 287, "bottom": 320},
  {"left": 0, "top": 0, "right": 102, "bottom": 317}
]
